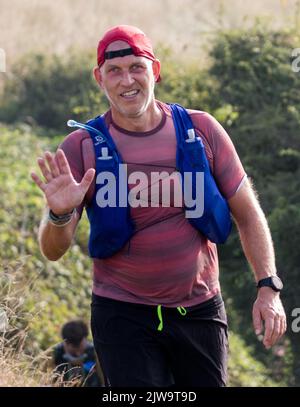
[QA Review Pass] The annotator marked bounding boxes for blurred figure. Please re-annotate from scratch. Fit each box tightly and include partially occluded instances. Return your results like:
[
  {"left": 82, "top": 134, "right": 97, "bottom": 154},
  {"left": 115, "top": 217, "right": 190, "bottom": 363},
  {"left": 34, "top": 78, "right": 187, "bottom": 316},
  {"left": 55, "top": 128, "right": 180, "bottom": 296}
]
[{"left": 53, "top": 319, "right": 103, "bottom": 387}]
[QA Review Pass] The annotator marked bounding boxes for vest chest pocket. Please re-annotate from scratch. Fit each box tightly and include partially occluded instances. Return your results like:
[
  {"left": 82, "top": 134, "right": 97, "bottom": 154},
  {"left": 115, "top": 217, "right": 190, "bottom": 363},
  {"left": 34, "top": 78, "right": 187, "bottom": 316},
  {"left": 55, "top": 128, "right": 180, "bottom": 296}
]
[{"left": 184, "top": 139, "right": 206, "bottom": 171}]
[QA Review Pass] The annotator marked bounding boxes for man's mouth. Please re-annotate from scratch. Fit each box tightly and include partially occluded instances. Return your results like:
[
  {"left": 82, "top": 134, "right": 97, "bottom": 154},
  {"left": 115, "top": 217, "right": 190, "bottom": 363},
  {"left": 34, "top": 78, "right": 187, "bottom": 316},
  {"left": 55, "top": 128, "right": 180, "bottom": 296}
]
[{"left": 120, "top": 89, "right": 140, "bottom": 98}]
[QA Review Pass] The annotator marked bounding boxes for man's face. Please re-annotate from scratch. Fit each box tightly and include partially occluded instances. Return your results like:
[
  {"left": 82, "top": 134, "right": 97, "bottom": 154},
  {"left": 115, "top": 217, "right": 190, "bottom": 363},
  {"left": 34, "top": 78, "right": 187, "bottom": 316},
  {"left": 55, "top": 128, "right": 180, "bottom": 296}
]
[
  {"left": 95, "top": 40, "right": 160, "bottom": 120},
  {"left": 63, "top": 338, "right": 86, "bottom": 358}
]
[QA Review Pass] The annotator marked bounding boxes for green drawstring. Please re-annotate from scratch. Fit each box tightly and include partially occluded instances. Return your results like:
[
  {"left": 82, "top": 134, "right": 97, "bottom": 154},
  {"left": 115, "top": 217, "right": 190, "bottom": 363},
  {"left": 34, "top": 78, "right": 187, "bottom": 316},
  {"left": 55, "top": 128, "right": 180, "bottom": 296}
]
[
  {"left": 157, "top": 305, "right": 163, "bottom": 331},
  {"left": 176, "top": 306, "right": 187, "bottom": 316},
  {"left": 156, "top": 305, "right": 187, "bottom": 331}
]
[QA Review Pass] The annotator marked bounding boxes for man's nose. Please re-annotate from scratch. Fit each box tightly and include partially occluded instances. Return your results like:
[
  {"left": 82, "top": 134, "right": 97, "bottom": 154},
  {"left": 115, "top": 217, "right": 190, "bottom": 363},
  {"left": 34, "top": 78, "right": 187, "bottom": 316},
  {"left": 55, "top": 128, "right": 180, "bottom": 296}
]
[{"left": 121, "top": 71, "right": 135, "bottom": 86}]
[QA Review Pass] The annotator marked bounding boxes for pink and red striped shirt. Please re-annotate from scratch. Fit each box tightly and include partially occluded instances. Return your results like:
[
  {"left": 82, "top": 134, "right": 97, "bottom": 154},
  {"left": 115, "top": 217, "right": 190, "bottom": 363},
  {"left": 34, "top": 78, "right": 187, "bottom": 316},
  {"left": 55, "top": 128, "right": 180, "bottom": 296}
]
[{"left": 60, "top": 101, "right": 246, "bottom": 307}]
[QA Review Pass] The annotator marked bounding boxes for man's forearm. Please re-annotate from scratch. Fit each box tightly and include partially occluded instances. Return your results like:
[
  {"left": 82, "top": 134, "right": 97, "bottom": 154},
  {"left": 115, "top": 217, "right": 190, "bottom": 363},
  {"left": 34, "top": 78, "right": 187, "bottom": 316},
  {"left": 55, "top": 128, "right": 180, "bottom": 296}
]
[
  {"left": 38, "top": 209, "right": 79, "bottom": 261},
  {"left": 229, "top": 180, "right": 277, "bottom": 282},
  {"left": 229, "top": 181, "right": 286, "bottom": 347},
  {"left": 234, "top": 203, "right": 276, "bottom": 282}
]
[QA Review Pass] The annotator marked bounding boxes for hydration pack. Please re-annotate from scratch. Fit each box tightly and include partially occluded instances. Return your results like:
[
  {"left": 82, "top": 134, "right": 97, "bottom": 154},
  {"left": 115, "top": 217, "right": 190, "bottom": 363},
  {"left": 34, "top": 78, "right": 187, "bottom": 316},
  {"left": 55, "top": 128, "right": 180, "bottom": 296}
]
[{"left": 67, "top": 104, "right": 232, "bottom": 259}]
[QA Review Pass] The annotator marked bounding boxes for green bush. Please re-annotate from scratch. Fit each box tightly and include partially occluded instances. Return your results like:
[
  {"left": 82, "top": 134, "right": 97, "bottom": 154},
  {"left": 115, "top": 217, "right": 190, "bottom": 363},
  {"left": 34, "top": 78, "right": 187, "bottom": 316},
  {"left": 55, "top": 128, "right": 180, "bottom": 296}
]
[
  {"left": 0, "top": 52, "right": 108, "bottom": 130},
  {"left": 210, "top": 26, "right": 299, "bottom": 385},
  {"left": 0, "top": 125, "right": 93, "bottom": 352},
  {"left": 228, "top": 332, "right": 284, "bottom": 387},
  {"left": 210, "top": 26, "right": 300, "bottom": 179},
  {"left": 0, "top": 47, "right": 216, "bottom": 131}
]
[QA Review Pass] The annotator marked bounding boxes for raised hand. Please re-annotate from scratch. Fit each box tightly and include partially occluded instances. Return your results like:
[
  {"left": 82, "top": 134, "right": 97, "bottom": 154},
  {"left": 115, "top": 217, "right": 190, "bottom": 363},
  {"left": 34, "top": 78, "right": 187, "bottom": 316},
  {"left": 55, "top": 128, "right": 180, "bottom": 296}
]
[{"left": 31, "top": 149, "right": 95, "bottom": 215}]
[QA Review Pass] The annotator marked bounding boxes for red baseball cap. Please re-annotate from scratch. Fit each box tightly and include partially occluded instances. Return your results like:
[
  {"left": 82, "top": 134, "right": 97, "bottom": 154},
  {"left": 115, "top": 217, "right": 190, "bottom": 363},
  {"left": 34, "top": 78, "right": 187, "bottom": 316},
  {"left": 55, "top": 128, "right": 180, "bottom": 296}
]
[{"left": 97, "top": 25, "right": 161, "bottom": 81}]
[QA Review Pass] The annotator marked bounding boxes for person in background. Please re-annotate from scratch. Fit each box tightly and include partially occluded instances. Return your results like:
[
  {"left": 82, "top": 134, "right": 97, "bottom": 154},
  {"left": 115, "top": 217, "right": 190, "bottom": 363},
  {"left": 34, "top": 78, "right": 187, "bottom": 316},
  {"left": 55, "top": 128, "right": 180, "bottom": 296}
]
[{"left": 53, "top": 319, "right": 103, "bottom": 387}]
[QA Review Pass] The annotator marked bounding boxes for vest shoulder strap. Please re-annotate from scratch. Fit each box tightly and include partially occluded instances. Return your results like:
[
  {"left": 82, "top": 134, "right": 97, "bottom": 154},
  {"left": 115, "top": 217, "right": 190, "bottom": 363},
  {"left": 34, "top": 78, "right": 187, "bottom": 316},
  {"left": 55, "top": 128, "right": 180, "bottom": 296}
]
[
  {"left": 86, "top": 115, "right": 121, "bottom": 161},
  {"left": 168, "top": 103, "right": 196, "bottom": 143},
  {"left": 169, "top": 103, "right": 208, "bottom": 172}
]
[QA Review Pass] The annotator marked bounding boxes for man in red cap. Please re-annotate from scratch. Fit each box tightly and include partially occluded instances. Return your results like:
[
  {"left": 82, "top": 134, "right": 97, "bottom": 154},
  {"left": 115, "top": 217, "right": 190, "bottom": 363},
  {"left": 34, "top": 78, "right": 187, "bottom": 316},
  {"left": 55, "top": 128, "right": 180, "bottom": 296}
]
[
  {"left": 32, "top": 25, "right": 286, "bottom": 387},
  {"left": 94, "top": 25, "right": 162, "bottom": 130}
]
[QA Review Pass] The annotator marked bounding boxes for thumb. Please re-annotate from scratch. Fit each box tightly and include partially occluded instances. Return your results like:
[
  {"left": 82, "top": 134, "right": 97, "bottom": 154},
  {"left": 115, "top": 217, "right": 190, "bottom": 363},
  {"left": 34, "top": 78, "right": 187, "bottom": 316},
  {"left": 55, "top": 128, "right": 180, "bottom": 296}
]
[
  {"left": 253, "top": 305, "right": 263, "bottom": 336},
  {"left": 79, "top": 168, "right": 95, "bottom": 192}
]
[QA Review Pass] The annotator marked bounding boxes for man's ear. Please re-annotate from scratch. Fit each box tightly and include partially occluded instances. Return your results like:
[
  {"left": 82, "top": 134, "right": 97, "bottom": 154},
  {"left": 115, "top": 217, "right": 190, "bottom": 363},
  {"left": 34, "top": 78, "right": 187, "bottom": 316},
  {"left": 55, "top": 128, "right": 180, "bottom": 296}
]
[
  {"left": 93, "top": 66, "right": 103, "bottom": 88},
  {"left": 152, "top": 59, "right": 161, "bottom": 82}
]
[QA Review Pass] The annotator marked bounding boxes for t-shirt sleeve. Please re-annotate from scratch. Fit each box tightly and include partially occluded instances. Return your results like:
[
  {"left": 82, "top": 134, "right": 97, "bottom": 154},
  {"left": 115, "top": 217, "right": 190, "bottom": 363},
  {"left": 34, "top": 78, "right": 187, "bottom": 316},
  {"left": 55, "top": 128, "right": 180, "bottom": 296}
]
[
  {"left": 53, "top": 343, "right": 64, "bottom": 366},
  {"left": 190, "top": 111, "right": 247, "bottom": 199},
  {"left": 58, "top": 129, "right": 90, "bottom": 218}
]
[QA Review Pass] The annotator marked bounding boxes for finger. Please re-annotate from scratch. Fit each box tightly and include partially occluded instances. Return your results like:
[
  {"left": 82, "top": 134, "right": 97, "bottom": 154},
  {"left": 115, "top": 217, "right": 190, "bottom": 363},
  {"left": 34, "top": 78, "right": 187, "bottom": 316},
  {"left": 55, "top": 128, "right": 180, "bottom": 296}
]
[
  {"left": 280, "top": 314, "right": 287, "bottom": 337},
  {"left": 37, "top": 157, "right": 53, "bottom": 182},
  {"left": 278, "top": 317, "right": 285, "bottom": 340},
  {"left": 270, "top": 316, "right": 281, "bottom": 346},
  {"left": 55, "top": 149, "right": 71, "bottom": 175},
  {"left": 283, "top": 314, "right": 287, "bottom": 334},
  {"left": 44, "top": 151, "right": 60, "bottom": 177},
  {"left": 252, "top": 306, "right": 262, "bottom": 335},
  {"left": 31, "top": 171, "right": 46, "bottom": 192},
  {"left": 79, "top": 168, "right": 95, "bottom": 193},
  {"left": 263, "top": 315, "right": 274, "bottom": 349}
]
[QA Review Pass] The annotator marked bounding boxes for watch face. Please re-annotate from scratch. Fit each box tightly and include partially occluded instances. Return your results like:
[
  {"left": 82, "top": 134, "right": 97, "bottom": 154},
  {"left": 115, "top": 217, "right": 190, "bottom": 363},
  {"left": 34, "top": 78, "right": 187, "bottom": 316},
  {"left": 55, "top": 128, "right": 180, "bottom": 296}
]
[{"left": 272, "top": 276, "right": 283, "bottom": 290}]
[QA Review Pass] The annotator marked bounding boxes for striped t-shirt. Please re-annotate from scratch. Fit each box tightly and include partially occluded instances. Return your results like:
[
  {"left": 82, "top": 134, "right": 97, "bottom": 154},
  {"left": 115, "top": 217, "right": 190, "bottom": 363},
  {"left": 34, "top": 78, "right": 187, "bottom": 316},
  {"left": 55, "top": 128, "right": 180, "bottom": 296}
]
[{"left": 60, "top": 101, "right": 246, "bottom": 307}]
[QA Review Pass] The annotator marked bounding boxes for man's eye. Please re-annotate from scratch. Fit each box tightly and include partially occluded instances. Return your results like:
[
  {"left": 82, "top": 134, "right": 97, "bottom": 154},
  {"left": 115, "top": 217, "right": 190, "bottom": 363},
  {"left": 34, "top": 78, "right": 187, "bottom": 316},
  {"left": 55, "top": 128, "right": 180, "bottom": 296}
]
[
  {"left": 109, "top": 67, "right": 120, "bottom": 73},
  {"left": 131, "top": 64, "right": 144, "bottom": 71}
]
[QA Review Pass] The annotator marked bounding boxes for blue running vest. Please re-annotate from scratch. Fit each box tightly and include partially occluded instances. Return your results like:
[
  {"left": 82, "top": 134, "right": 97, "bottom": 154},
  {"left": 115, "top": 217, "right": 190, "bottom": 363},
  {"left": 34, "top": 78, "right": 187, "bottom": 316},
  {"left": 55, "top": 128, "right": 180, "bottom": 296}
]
[{"left": 67, "top": 104, "right": 232, "bottom": 258}]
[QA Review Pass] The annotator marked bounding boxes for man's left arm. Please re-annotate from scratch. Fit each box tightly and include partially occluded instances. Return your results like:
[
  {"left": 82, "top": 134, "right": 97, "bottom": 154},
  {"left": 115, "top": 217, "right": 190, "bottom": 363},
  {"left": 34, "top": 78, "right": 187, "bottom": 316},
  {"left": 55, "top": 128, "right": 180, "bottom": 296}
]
[{"left": 228, "top": 178, "right": 287, "bottom": 349}]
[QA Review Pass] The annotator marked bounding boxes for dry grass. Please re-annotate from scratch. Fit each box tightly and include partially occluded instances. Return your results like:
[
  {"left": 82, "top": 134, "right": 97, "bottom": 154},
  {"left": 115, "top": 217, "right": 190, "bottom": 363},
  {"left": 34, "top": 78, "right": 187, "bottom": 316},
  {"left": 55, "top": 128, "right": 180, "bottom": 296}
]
[
  {"left": 0, "top": 336, "right": 53, "bottom": 387},
  {"left": 0, "top": 259, "right": 79, "bottom": 387},
  {"left": 0, "top": 0, "right": 299, "bottom": 67}
]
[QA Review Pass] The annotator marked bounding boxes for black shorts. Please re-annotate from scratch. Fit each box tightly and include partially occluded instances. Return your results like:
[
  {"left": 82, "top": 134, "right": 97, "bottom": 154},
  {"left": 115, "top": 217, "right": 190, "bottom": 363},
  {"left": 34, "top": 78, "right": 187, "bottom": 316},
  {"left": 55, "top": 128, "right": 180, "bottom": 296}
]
[{"left": 91, "top": 293, "right": 228, "bottom": 387}]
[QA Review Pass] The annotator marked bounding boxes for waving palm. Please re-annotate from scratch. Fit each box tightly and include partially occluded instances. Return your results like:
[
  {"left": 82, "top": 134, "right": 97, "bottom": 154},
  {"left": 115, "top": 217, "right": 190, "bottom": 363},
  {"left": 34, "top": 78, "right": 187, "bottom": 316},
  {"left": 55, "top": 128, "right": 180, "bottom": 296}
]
[{"left": 31, "top": 149, "right": 95, "bottom": 215}]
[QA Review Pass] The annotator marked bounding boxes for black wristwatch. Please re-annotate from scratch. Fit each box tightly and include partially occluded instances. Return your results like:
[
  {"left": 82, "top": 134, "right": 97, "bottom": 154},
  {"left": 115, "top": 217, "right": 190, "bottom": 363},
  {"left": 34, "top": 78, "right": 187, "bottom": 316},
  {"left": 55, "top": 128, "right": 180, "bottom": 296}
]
[{"left": 257, "top": 276, "right": 283, "bottom": 292}]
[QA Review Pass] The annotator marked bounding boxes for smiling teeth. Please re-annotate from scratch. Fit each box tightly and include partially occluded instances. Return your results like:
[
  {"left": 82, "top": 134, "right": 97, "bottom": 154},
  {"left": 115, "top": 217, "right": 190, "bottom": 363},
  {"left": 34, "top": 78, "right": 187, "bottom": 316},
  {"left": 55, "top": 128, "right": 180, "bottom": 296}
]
[{"left": 122, "top": 90, "right": 138, "bottom": 96}]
